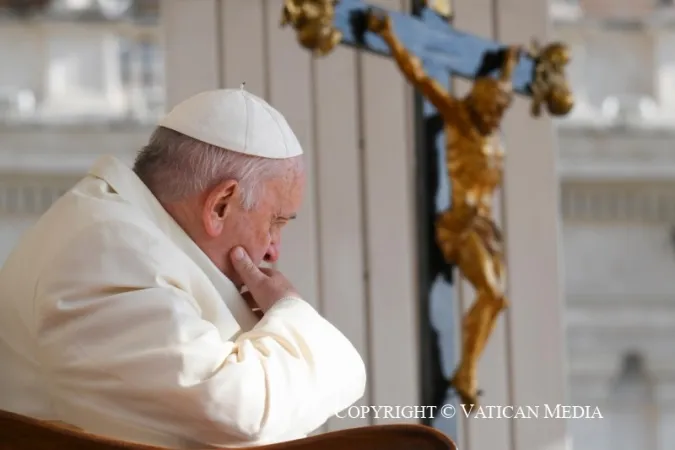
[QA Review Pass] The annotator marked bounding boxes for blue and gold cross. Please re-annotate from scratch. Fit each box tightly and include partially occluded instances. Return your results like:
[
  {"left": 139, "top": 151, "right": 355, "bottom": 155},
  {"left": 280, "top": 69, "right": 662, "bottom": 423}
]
[{"left": 280, "top": 0, "right": 574, "bottom": 436}]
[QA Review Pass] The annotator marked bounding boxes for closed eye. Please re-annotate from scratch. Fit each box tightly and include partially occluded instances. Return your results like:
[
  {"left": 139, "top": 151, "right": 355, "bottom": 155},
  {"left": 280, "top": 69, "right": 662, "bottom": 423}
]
[{"left": 276, "top": 214, "right": 297, "bottom": 223}]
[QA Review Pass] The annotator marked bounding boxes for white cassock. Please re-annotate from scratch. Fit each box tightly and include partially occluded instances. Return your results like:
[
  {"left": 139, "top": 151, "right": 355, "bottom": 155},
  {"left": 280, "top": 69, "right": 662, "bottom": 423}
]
[{"left": 0, "top": 155, "right": 367, "bottom": 448}]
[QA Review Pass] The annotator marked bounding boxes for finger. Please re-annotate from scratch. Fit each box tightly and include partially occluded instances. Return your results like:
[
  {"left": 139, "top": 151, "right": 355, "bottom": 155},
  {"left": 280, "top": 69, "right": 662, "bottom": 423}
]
[
  {"left": 258, "top": 267, "right": 276, "bottom": 277},
  {"left": 230, "top": 247, "right": 266, "bottom": 286}
]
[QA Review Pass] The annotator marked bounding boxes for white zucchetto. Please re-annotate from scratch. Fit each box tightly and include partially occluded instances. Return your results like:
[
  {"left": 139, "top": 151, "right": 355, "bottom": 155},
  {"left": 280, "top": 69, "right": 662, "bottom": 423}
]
[{"left": 158, "top": 85, "right": 303, "bottom": 159}]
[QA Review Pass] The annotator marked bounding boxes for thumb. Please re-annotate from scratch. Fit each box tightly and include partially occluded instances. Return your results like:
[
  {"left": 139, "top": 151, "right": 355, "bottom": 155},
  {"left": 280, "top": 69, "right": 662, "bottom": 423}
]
[{"left": 230, "top": 247, "right": 264, "bottom": 285}]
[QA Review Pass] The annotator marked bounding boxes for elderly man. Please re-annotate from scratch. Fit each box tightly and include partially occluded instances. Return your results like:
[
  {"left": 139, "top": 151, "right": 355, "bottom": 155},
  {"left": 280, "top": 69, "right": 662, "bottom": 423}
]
[{"left": 0, "top": 88, "right": 366, "bottom": 448}]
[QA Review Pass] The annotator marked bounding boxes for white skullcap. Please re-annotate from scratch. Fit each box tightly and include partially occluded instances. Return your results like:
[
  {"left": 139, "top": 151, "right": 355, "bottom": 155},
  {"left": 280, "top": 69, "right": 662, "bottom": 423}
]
[{"left": 158, "top": 85, "right": 303, "bottom": 159}]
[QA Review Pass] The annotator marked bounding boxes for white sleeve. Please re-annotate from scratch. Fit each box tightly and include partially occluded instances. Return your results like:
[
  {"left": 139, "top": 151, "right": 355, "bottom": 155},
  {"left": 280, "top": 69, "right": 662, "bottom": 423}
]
[{"left": 35, "top": 222, "right": 366, "bottom": 447}]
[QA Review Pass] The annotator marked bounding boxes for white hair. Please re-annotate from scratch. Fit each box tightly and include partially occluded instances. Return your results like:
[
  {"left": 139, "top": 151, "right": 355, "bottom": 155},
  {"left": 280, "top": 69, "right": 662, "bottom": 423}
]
[{"left": 133, "top": 126, "right": 303, "bottom": 209}]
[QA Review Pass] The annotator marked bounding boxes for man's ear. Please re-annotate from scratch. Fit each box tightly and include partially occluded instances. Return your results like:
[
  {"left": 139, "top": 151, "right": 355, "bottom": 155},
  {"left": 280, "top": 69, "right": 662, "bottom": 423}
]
[{"left": 202, "top": 179, "right": 238, "bottom": 237}]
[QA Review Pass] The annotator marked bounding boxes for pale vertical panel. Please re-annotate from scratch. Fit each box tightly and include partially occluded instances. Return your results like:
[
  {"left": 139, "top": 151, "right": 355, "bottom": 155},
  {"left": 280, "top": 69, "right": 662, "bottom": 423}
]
[
  {"left": 263, "top": 1, "right": 322, "bottom": 310},
  {"left": 313, "top": 47, "right": 371, "bottom": 431},
  {"left": 219, "top": 0, "right": 266, "bottom": 94},
  {"left": 496, "top": 0, "right": 570, "bottom": 449},
  {"left": 360, "top": 0, "right": 420, "bottom": 424},
  {"left": 450, "top": 0, "right": 514, "bottom": 449},
  {"left": 160, "top": 0, "right": 220, "bottom": 108}
]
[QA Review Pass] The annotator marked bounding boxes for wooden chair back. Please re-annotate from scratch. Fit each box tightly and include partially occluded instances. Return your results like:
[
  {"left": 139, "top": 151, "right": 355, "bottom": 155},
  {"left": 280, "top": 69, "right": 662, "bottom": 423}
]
[{"left": 0, "top": 409, "right": 457, "bottom": 450}]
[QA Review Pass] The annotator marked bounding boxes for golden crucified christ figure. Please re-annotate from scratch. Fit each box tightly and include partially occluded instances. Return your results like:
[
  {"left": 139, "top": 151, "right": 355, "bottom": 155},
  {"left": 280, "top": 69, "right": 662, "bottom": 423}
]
[{"left": 366, "top": 9, "right": 573, "bottom": 406}]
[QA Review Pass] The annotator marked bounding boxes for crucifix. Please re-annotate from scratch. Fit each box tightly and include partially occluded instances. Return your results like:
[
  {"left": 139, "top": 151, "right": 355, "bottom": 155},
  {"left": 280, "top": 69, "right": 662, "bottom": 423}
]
[{"left": 280, "top": 0, "right": 573, "bottom": 409}]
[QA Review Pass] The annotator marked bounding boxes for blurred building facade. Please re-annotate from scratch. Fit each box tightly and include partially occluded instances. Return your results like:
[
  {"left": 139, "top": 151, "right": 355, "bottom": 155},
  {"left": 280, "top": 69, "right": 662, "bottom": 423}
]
[
  {"left": 552, "top": 0, "right": 675, "bottom": 448},
  {"left": 0, "top": 0, "right": 161, "bottom": 260}
]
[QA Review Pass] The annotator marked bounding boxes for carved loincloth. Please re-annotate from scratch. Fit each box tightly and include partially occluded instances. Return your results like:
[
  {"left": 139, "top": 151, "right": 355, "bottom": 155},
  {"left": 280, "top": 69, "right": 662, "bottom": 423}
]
[{"left": 467, "top": 215, "right": 503, "bottom": 256}]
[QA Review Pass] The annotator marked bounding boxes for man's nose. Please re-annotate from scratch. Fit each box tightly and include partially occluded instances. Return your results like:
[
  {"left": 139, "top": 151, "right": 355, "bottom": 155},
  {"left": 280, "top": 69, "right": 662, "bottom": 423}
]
[{"left": 264, "top": 243, "right": 279, "bottom": 264}]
